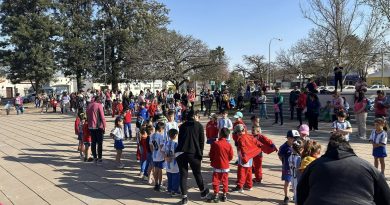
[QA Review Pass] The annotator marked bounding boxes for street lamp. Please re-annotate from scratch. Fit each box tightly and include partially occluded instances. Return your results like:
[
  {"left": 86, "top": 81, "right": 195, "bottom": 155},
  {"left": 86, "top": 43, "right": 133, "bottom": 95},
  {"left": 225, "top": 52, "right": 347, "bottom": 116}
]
[
  {"left": 102, "top": 26, "right": 107, "bottom": 85},
  {"left": 268, "top": 37, "right": 282, "bottom": 87}
]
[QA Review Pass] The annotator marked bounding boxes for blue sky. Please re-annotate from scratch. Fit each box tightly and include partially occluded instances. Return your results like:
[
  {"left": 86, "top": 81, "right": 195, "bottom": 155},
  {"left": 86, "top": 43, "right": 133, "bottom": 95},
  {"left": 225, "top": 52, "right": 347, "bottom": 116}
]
[{"left": 158, "top": 0, "right": 314, "bottom": 68}]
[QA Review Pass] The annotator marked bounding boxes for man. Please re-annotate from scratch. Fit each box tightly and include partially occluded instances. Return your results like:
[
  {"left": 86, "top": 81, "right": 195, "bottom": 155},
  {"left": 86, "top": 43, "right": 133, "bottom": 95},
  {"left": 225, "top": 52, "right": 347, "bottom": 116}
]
[
  {"left": 334, "top": 62, "right": 343, "bottom": 92},
  {"left": 200, "top": 89, "right": 206, "bottom": 111},
  {"left": 214, "top": 90, "right": 221, "bottom": 110},
  {"left": 87, "top": 95, "right": 106, "bottom": 165},
  {"left": 204, "top": 89, "right": 214, "bottom": 117},
  {"left": 273, "top": 88, "right": 284, "bottom": 126},
  {"left": 305, "top": 79, "right": 318, "bottom": 93},
  {"left": 176, "top": 110, "right": 209, "bottom": 205},
  {"left": 289, "top": 86, "right": 300, "bottom": 120},
  {"left": 174, "top": 90, "right": 181, "bottom": 104}
]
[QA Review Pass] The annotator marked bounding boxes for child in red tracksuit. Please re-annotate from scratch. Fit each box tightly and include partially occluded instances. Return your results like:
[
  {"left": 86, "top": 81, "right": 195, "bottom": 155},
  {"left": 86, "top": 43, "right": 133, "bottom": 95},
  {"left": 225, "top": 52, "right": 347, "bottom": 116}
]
[
  {"left": 82, "top": 120, "right": 93, "bottom": 162},
  {"left": 251, "top": 125, "right": 277, "bottom": 183},
  {"left": 206, "top": 114, "right": 219, "bottom": 144},
  {"left": 208, "top": 128, "right": 234, "bottom": 203},
  {"left": 117, "top": 100, "right": 124, "bottom": 115},
  {"left": 112, "top": 99, "right": 118, "bottom": 117}
]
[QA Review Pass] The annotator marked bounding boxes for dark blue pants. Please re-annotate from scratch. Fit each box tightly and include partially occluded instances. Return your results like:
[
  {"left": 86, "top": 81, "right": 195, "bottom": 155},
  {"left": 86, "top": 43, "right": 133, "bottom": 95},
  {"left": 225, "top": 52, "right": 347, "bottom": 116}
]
[
  {"left": 167, "top": 172, "right": 180, "bottom": 193},
  {"left": 89, "top": 129, "right": 104, "bottom": 159},
  {"left": 274, "top": 104, "right": 283, "bottom": 125}
]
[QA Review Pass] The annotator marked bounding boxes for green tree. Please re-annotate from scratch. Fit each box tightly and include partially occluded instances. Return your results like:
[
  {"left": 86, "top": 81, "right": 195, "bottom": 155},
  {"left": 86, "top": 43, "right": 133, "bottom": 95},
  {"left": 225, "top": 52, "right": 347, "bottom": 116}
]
[
  {"left": 94, "top": 0, "right": 169, "bottom": 91},
  {"left": 0, "top": 0, "right": 61, "bottom": 91},
  {"left": 55, "top": 0, "right": 94, "bottom": 91},
  {"left": 225, "top": 71, "right": 245, "bottom": 95}
]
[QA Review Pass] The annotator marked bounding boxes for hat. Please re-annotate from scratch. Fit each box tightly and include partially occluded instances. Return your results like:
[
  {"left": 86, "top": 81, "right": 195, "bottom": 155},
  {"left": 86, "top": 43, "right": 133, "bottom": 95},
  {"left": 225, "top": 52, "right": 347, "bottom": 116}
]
[
  {"left": 233, "top": 124, "right": 245, "bottom": 134},
  {"left": 233, "top": 112, "right": 243, "bottom": 119},
  {"left": 209, "top": 113, "right": 218, "bottom": 119},
  {"left": 299, "top": 124, "right": 309, "bottom": 135},
  {"left": 286, "top": 130, "right": 300, "bottom": 138}
]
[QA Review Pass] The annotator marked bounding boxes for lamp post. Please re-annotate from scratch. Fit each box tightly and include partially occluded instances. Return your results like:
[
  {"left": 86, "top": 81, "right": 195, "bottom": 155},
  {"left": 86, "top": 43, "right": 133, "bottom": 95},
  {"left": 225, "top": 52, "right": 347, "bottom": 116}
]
[
  {"left": 268, "top": 38, "right": 282, "bottom": 87},
  {"left": 102, "top": 26, "right": 107, "bottom": 86}
]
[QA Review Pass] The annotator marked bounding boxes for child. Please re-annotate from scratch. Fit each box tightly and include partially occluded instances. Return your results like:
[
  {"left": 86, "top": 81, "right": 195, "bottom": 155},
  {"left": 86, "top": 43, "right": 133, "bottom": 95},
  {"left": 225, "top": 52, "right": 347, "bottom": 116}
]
[
  {"left": 162, "top": 129, "right": 180, "bottom": 196},
  {"left": 149, "top": 122, "right": 165, "bottom": 191},
  {"left": 138, "top": 103, "right": 150, "bottom": 122},
  {"left": 252, "top": 125, "right": 277, "bottom": 184},
  {"left": 298, "top": 124, "right": 310, "bottom": 141},
  {"left": 217, "top": 110, "right": 233, "bottom": 141},
  {"left": 139, "top": 128, "right": 149, "bottom": 178},
  {"left": 82, "top": 118, "right": 93, "bottom": 162},
  {"left": 117, "top": 99, "right": 124, "bottom": 115},
  {"left": 75, "top": 113, "right": 85, "bottom": 158},
  {"left": 369, "top": 118, "right": 388, "bottom": 175},
  {"left": 331, "top": 111, "right": 352, "bottom": 141},
  {"left": 299, "top": 140, "right": 321, "bottom": 172},
  {"left": 206, "top": 114, "right": 219, "bottom": 144},
  {"left": 51, "top": 97, "right": 58, "bottom": 113},
  {"left": 129, "top": 99, "right": 135, "bottom": 114},
  {"left": 250, "top": 115, "right": 260, "bottom": 128},
  {"left": 278, "top": 130, "right": 300, "bottom": 205},
  {"left": 123, "top": 108, "right": 132, "bottom": 140},
  {"left": 4, "top": 101, "right": 12, "bottom": 115},
  {"left": 288, "top": 139, "right": 304, "bottom": 204},
  {"left": 175, "top": 101, "right": 182, "bottom": 122},
  {"left": 110, "top": 116, "right": 125, "bottom": 169},
  {"left": 164, "top": 110, "right": 179, "bottom": 142},
  {"left": 144, "top": 125, "right": 155, "bottom": 182},
  {"left": 320, "top": 101, "right": 332, "bottom": 122},
  {"left": 111, "top": 99, "right": 118, "bottom": 117},
  {"left": 208, "top": 128, "right": 234, "bottom": 203}
]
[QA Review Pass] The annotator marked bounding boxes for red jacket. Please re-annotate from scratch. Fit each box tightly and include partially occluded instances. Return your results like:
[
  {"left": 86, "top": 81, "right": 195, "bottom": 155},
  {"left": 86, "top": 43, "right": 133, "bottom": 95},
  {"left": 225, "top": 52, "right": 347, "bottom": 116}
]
[
  {"left": 86, "top": 101, "right": 106, "bottom": 130},
  {"left": 82, "top": 122, "right": 91, "bottom": 143},
  {"left": 297, "top": 93, "right": 307, "bottom": 109},
  {"left": 206, "top": 121, "right": 219, "bottom": 139},
  {"left": 75, "top": 117, "right": 81, "bottom": 135},
  {"left": 148, "top": 103, "right": 157, "bottom": 117},
  {"left": 209, "top": 138, "right": 234, "bottom": 169},
  {"left": 253, "top": 134, "right": 277, "bottom": 154},
  {"left": 117, "top": 103, "right": 124, "bottom": 115},
  {"left": 124, "top": 111, "right": 132, "bottom": 123},
  {"left": 237, "top": 134, "right": 262, "bottom": 164},
  {"left": 233, "top": 120, "right": 247, "bottom": 142}
]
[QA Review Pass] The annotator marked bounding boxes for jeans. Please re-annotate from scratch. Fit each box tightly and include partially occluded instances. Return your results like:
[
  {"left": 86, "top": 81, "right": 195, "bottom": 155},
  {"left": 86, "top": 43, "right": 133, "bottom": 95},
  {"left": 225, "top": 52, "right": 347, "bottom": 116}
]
[
  {"left": 356, "top": 112, "right": 367, "bottom": 139},
  {"left": 274, "top": 104, "right": 283, "bottom": 125},
  {"left": 90, "top": 129, "right": 104, "bottom": 159},
  {"left": 140, "top": 160, "right": 148, "bottom": 176},
  {"left": 177, "top": 153, "right": 205, "bottom": 196},
  {"left": 167, "top": 172, "right": 180, "bottom": 193},
  {"left": 124, "top": 123, "right": 132, "bottom": 139},
  {"left": 15, "top": 105, "right": 21, "bottom": 115},
  {"left": 144, "top": 153, "right": 153, "bottom": 176},
  {"left": 259, "top": 104, "right": 267, "bottom": 119}
]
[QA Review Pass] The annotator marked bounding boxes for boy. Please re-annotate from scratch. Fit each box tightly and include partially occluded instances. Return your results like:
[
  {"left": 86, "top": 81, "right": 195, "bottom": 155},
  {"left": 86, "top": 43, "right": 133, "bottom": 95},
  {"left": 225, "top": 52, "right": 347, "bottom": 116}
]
[
  {"left": 331, "top": 111, "right": 352, "bottom": 141},
  {"left": 209, "top": 128, "right": 234, "bottom": 203},
  {"left": 82, "top": 118, "right": 93, "bottom": 162},
  {"left": 217, "top": 110, "right": 233, "bottom": 141},
  {"left": 206, "top": 113, "right": 219, "bottom": 144},
  {"left": 123, "top": 108, "right": 132, "bottom": 140},
  {"left": 278, "top": 130, "right": 300, "bottom": 205},
  {"left": 164, "top": 110, "right": 179, "bottom": 142},
  {"left": 145, "top": 125, "right": 155, "bottom": 182},
  {"left": 149, "top": 122, "right": 165, "bottom": 191},
  {"left": 162, "top": 129, "right": 181, "bottom": 196},
  {"left": 232, "top": 112, "right": 247, "bottom": 144},
  {"left": 138, "top": 102, "right": 150, "bottom": 122}
]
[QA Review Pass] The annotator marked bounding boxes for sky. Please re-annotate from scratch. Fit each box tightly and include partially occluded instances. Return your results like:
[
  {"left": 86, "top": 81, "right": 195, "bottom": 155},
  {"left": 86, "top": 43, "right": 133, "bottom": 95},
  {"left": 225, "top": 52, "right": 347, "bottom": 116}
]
[{"left": 158, "top": 0, "right": 314, "bottom": 68}]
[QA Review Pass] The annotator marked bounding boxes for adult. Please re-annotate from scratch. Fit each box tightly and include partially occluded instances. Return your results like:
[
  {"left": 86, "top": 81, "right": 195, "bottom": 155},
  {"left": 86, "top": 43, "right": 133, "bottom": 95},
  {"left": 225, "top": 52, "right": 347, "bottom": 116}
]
[
  {"left": 174, "top": 90, "right": 181, "bottom": 104},
  {"left": 375, "top": 90, "right": 387, "bottom": 118},
  {"left": 306, "top": 93, "right": 321, "bottom": 131},
  {"left": 354, "top": 91, "right": 368, "bottom": 140},
  {"left": 203, "top": 89, "right": 214, "bottom": 117},
  {"left": 258, "top": 91, "right": 268, "bottom": 120},
  {"left": 305, "top": 79, "right": 318, "bottom": 93},
  {"left": 236, "top": 89, "right": 244, "bottom": 111},
  {"left": 200, "top": 89, "right": 206, "bottom": 111},
  {"left": 214, "top": 90, "right": 221, "bottom": 110},
  {"left": 331, "top": 92, "right": 344, "bottom": 121},
  {"left": 86, "top": 95, "right": 106, "bottom": 165},
  {"left": 85, "top": 89, "right": 93, "bottom": 106},
  {"left": 334, "top": 62, "right": 343, "bottom": 92},
  {"left": 61, "top": 92, "right": 70, "bottom": 114},
  {"left": 296, "top": 88, "right": 307, "bottom": 127},
  {"left": 297, "top": 133, "right": 390, "bottom": 205},
  {"left": 122, "top": 91, "right": 130, "bottom": 110},
  {"left": 188, "top": 89, "right": 196, "bottom": 111},
  {"left": 175, "top": 110, "right": 209, "bottom": 205},
  {"left": 14, "top": 93, "right": 23, "bottom": 115},
  {"left": 273, "top": 88, "right": 284, "bottom": 125},
  {"left": 138, "top": 90, "right": 145, "bottom": 104},
  {"left": 105, "top": 89, "right": 112, "bottom": 115},
  {"left": 289, "top": 86, "right": 300, "bottom": 120},
  {"left": 181, "top": 90, "right": 188, "bottom": 108}
]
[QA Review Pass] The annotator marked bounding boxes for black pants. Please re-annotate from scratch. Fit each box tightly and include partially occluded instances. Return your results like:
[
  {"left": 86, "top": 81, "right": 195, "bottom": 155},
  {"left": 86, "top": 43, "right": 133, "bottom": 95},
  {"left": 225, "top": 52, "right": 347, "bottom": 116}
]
[
  {"left": 204, "top": 101, "right": 212, "bottom": 116},
  {"left": 290, "top": 103, "right": 296, "bottom": 120},
  {"left": 308, "top": 113, "right": 319, "bottom": 130},
  {"left": 190, "top": 102, "right": 195, "bottom": 111},
  {"left": 215, "top": 98, "right": 220, "bottom": 109},
  {"left": 249, "top": 103, "right": 256, "bottom": 113},
  {"left": 90, "top": 129, "right": 104, "bottom": 159},
  {"left": 297, "top": 108, "right": 303, "bottom": 125},
  {"left": 335, "top": 76, "right": 343, "bottom": 92},
  {"left": 177, "top": 153, "right": 205, "bottom": 196},
  {"left": 274, "top": 105, "right": 283, "bottom": 125}
]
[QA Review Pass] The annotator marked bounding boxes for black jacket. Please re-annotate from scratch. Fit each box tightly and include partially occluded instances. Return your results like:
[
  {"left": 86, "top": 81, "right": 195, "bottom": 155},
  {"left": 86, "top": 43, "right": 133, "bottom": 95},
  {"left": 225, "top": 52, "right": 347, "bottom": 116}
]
[
  {"left": 175, "top": 119, "right": 205, "bottom": 159},
  {"left": 297, "top": 147, "right": 390, "bottom": 205}
]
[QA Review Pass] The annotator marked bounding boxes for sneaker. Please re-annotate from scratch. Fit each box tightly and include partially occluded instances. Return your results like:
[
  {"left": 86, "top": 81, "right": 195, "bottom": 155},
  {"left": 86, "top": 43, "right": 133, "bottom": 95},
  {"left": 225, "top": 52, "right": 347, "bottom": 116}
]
[
  {"left": 283, "top": 196, "right": 289, "bottom": 205},
  {"left": 200, "top": 188, "right": 210, "bottom": 199},
  {"left": 220, "top": 194, "right": 227, "bottom": 202},
  {"left": 142, "top": 175, "right": 148, "bottom": 181},
  {"left": 231, "top": 186, "right": 244, "bottom": 193},
  {"left": 87, "top": 157, "right": 94, "bottom": 162},
  {"left": 243, "top": 187, "right": 253, "bottom": 191},
  {"left": 207, "top": 194, "right": 220, "bottom": 203},
  {"left": 181, "top": 196, "right": 188, "bottom": 205},
  {"left": 171, "top": 192, "right": 180, "bottom": 197},
  {"left": 117, "top": 163, "right": 125, "bottom": 169},
  {"left": 153, "top": 185, "right": 160, "bottom": 192},
  {"left": 96, "top": 159, "right": 103, "bottom": 166},
  {"left": 139, "top": 172, "right": 143, "bottom": 177}
]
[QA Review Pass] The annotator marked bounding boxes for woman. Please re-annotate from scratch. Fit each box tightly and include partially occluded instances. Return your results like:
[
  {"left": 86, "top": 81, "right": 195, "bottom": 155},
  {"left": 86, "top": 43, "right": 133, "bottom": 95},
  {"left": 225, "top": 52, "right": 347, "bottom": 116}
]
[
  {"left": 188, "top": 89, "right": 196, "bottom": 111},
  {"left": 297, "top": 133, "right": 390, "bottom": 205},
  {"left": 296, "top": 88, "right": 307, "bottom": 127},
  {"left": 375, "top": 90, "right": 387, "bottom": 118},
  {"left": 306, "top": 93, "right": 321, "bottom": 131},
  {"left": 354, "top": 91, "right": 368, "bottom": 140},
  {"left": 258, "top": 91, "right": 268, "bottom": 119}
]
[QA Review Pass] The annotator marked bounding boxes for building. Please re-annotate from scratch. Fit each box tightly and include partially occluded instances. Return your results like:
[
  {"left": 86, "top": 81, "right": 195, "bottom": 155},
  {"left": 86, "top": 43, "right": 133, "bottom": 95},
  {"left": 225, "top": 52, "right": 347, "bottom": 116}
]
[{"left": 367, "top": 65, "right": 390, "bottom": 86}]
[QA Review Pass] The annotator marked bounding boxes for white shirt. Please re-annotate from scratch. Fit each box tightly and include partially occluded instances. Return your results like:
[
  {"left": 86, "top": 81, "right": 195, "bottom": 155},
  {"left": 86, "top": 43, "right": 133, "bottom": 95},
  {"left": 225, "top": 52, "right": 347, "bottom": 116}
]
[
  {"left": 237, "top": 151, "right": 253, "bottom": 167},
  {"left": 111, "top": 127, "right": 124, "bottom": 140},
  {"left": 164, "top": 121, "right": 179, "bottom": 142},
  {"left": 149, "top": 132, "right": 165, "bottom": 162},
  {"left": 369, "top": 130, "right": 387, "bottom": 145},
  {"left": 217, "top": 117, "right": 233, "bottom": 140},
  {"left": 162, "top": 140, "right": 179, "bottom": 173},
  {"left": 288, "top": 153, "right": 301, "bottom": 198},
  {"left": 332, "top": 120, "right": 352, "bottom": 141}
]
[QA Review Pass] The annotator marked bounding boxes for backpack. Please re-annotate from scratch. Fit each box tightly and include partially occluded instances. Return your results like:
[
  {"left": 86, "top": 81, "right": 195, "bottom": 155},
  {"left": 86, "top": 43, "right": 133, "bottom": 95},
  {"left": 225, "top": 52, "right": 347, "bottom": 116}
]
[
  {"left": 223, "top": 94, "right": 229, "bottom": 102},
  {"left": 365, "top": 98, "right": 374, "bottom": 111}
]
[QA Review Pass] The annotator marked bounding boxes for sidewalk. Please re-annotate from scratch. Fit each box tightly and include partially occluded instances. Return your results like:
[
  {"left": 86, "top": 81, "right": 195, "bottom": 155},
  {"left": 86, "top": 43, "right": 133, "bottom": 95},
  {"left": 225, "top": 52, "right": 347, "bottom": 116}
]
[{"left": 0, "top": 110, "right": 388, "bottom": 205}]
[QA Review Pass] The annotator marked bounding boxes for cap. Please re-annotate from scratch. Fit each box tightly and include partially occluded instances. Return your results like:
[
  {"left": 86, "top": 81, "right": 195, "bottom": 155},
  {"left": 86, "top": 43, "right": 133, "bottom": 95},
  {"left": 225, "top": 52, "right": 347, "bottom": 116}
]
[
  {"left": 286, "top": 130, "right": 300, "bottom": 138},
  {"left": 233, "top": 112, "right": 243, "bottom": 119},
  {"left": 233, "top": 124, "right": 245, "bottom": 134},
  {"left": 299, "top": 124, "right": 310, "bottom": 135}
]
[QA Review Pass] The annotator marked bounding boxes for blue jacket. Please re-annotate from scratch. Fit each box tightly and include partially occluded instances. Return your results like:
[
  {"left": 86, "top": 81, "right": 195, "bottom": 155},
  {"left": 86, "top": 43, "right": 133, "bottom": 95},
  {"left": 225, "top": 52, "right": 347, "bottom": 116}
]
[{"left": 138, "top": 108, "right": 149, "bottom": 121}]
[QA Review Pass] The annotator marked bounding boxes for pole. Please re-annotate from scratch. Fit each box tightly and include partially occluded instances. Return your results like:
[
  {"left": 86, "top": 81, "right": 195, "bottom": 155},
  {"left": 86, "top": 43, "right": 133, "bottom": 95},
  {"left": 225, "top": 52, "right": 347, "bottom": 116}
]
[
  {"left": 102, "top": 27, "right": 107, "bottom": 86},
  {"left": 268, "top": 38, "right": 282, "bottom": 89},
  {"left": 382, "top": 48, "right": 384, "bottom": 86}
]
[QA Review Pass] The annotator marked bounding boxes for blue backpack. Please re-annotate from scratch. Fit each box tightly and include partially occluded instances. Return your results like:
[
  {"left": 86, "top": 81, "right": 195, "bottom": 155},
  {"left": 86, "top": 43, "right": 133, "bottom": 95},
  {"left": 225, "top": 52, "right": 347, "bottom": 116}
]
[{"left": 366, "top": 98, "right": 374, "bottom": 111}]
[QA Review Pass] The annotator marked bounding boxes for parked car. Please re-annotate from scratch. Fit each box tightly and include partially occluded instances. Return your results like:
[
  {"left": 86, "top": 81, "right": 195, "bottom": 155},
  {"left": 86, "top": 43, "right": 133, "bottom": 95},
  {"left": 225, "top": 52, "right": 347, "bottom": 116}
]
[
  {"left": 319, "top": 86, "right": 335, "bottom": 94},
  {"left": 369, "top": 85, "right": 389, "bottom": 89},
  {"left": 23, "top": 93, "right": 36, "bottom": 103},
  {"left": 344, "top": 85, "right": 355, "bottom": 90}
]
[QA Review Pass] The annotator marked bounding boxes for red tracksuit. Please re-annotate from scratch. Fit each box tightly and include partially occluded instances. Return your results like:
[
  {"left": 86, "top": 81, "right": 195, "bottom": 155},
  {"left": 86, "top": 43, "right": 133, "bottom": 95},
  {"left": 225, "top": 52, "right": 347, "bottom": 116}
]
[
  {"left": 252, "top": 134, "right": 277, "bottom": 181},
  {"left": 206, "top": 120, "right": 219, "bottom": 143},
  {"left": 236, "top": 134, "right": 257, "bottom": 189},
  {"left": 232, "top": 120, "right": 247, "bottom": 143},
  {"left": 209, "top": 138, "right": 234, "bottom": 194}
]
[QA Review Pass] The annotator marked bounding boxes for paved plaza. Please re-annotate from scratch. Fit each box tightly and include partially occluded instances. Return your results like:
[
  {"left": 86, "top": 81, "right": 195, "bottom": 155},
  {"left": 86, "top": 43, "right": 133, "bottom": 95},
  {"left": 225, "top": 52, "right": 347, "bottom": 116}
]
[{"left": 0, "top": 109, "right": 389, "bottom": 205}]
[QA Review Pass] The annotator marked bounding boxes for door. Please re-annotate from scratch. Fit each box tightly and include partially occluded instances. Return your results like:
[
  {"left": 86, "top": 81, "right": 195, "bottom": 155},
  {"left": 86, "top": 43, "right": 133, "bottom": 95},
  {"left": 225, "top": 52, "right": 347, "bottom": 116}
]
[{"left": 6, "top": 87, "right": 13, "bottom": 98}]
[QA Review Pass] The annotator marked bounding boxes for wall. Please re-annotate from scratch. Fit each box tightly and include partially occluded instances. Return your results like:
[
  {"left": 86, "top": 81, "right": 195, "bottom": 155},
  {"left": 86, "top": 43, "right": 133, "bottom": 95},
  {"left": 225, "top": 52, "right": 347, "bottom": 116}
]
[{"left": 367, "top": 77, "right": 390, "bottom": 86}]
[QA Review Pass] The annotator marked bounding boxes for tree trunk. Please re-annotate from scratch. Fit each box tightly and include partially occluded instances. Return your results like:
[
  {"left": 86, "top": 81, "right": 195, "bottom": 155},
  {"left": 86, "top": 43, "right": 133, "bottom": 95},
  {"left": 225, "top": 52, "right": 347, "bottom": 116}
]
[{"left": 76, "top": 71, "right": 83, "bottom": 91}]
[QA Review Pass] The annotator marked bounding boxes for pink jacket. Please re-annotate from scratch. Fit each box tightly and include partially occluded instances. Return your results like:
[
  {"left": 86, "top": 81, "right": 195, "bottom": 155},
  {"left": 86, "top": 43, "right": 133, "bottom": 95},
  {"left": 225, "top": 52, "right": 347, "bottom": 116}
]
[{"left": 87, "top": 102, "right": 106, "bottom": 130}]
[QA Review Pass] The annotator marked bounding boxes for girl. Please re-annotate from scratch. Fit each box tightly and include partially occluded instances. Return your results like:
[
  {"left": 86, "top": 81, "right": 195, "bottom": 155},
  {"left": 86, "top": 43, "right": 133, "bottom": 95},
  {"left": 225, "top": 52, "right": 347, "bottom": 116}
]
[
  {"left": 175, "top": 101, "right": 182, "bottom": 122},
  {"left": 111, "top": 116, "right": 125, "bottom": 169},
  {"left": 299, "top": 140, "right": 321, "bottom": 172},
  {"left": 288, "top": 139, "right": 304, "bottom": 204},
  {"left": 75, "top": 113, "right": 85, "bottom": 158},
  {"left": 369, "top": 118, "right": 388, "bottom": 175}
]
